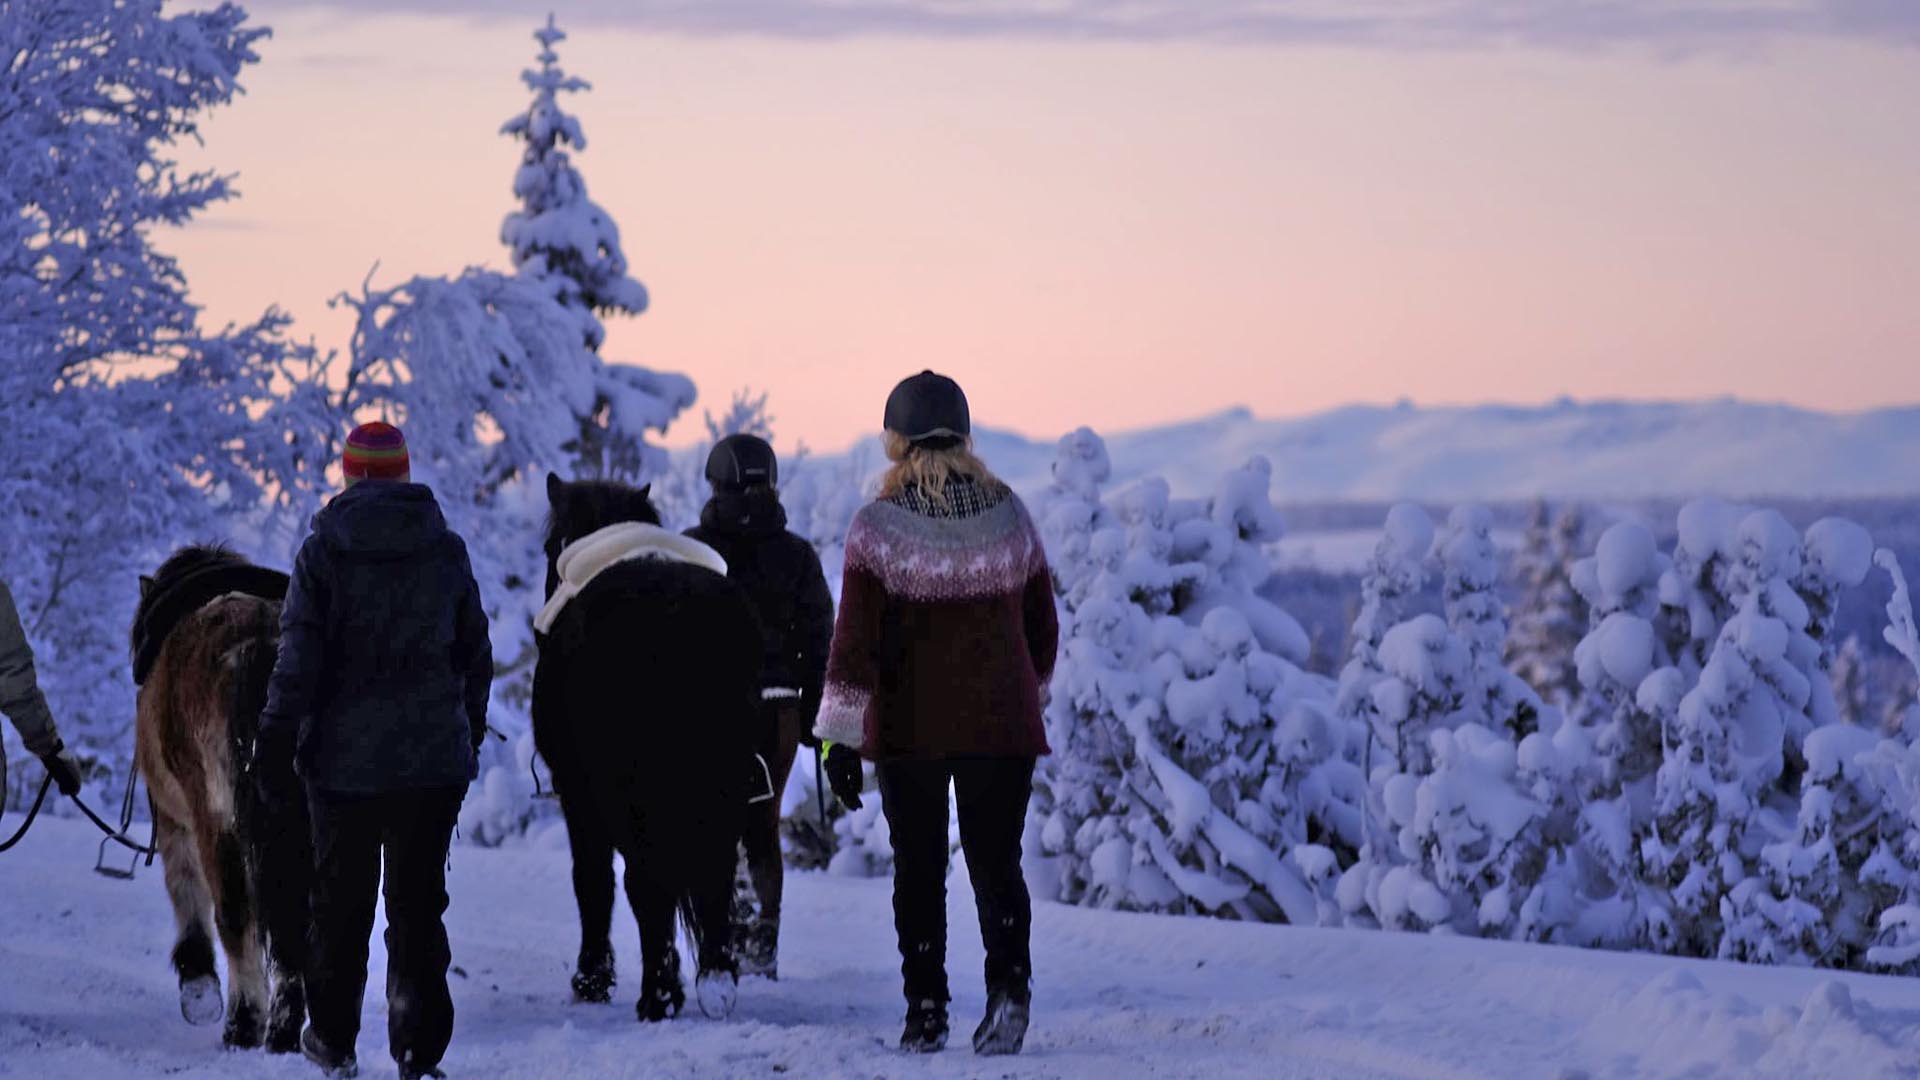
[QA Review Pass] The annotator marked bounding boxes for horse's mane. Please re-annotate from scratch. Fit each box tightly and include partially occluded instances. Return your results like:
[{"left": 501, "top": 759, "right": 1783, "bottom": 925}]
[
  {"left": 134, "top": 543, "right": 250, "bottom": 648},
  {"left": 544, "top": 480, "right": 661, "bottom": 556}
]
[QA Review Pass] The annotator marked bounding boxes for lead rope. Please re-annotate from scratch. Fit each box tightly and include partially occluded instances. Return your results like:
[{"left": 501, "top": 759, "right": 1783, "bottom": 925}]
[
  {"left": 0, "top": 775, "right": 52, "bottom": 853},
  {"left": 0, "top": 772, "right": 158, "bottom": 862}
]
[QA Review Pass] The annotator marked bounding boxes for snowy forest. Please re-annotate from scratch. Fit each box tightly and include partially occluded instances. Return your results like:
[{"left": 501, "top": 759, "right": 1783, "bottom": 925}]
[{"left": 6, "top": 0, "right": 1920, "bottom": 993}]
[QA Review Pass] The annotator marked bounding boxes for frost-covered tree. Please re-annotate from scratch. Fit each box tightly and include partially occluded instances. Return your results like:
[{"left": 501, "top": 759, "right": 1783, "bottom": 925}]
[
  {"left": 1829, "top": 636, "right": 1873, "bottom": 728},
  {"left": 1440, "top": 504, "right": 1543, "bottom": 740},
  {"left": 1569, "top": 522, "right": 1671, "bottom": 792},
  {"left": 1854, "top": 547, "right": 1920, "bottom": 972},
  {"left": 1033, "top": 430, "right": 1356, "bottom": 924},
  {"left": 1643, "top": 511, "right": 1824, "bottom": 957},
  {"left": 1656, "top": 499, "right": 1745, "bottom": 677},
  {"left": 500, "top": 15, "right": 647, "bottom": 347},
  {"left": 1392, "top": 723, "right": 1545, "bottom": 935},
  {"left": 1335, "top": 505, "right": 1435, "bottom": 773},
  {"left": 1508, "top": 501, "right": 1589, "bottom": 711},
  {"left": 0, "top": 0, "right": 334, "bottom": 775},
  {"left": 498, "top": 15, "right": 663, "bottom": 484}
]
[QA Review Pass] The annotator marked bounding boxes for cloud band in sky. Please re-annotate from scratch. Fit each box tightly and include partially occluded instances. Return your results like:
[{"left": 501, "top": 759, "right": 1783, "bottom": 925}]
[{"left": 248, "top": 0, "right": 1920, "bottom": 47}]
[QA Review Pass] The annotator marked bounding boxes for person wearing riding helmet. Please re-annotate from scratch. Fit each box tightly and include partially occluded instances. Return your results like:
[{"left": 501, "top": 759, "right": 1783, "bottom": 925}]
[
  {"left": 682, "top": 433, "right": 833, "bottom": 980},
  {"left": 816, "top": 371, "right": 1058, "bottom": 1056},
  {"left": 0, "top": 579, "right": 84, "bottom": 804}
]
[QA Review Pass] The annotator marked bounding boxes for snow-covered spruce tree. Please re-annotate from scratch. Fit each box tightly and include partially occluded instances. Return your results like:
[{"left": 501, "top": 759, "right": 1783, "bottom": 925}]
[
  {"left": 499, "top": 15, "right": 662, "bottom": 484},
  {"left": 336, "top": 269, "right": 692, "bottom": 843},
  {"left": 1853, "top": 547, "right": 1920, "bottom": 973},
  {"left": 1507, "top": 501, "right": 1589, "bottom": 712},
  {"left": 1655, "top": 498, "right": 1745, "bottom": 679},
  {"left": 500, "top": 14, "right": 647, "bottom": 346},
  {"left": 1858, "top": 732, "right": 1920, "bottom": 974},
  {"left": 1829, "top": 636, "right": 1873, "bottom": 728},
  {"left": 1335, "top": 505, "right": 1436, "bottom": 774},
  {"left": 1876, "top": 548, "right": 1920, "bottom": 737},
  {"left": 1396, "top": 721, "right": 1546, "bottom": 936},
  {"left": 1642, "top": 510, "right": 1825, "bottom": 959},
  {"left": 1505, "top": 521, "right": 1672, "bottom": 949},
  {"left": 0, "top": 0, "right": 334, "bottom": 789},
  {"left": 1033, "top": 429, "right": 1358, "bottom": 924},
  {"left": 1440, "top": 504, "right": 1546, "bottom": 740},
  {"left": 1568, "top": 521, "right": 1671, "bottom": 793}
]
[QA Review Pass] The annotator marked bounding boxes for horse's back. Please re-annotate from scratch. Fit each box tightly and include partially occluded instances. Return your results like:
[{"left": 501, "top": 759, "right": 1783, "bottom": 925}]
[{"left": 541, "top": 559, "right": 762, "bottom": 809}]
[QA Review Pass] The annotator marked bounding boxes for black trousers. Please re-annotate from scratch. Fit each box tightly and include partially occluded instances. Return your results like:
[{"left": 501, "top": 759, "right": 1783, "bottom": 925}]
[
  {"left": 876, "top": 756, "right": 1036, "bottom": 1007},
  {"left": 305, "top": 784, "right": 464, "bottom": 1070}
]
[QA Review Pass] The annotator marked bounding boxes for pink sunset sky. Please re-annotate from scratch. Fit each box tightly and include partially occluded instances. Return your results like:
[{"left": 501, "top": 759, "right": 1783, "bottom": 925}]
[{"left": 168, "top": 1, "right": 1920, "bottom": 452}]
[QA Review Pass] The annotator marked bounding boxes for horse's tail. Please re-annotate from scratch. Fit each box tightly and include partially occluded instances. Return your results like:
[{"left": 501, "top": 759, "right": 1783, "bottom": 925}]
[{"left": 225, "top": 631, "right": 277, "bottom": 767}]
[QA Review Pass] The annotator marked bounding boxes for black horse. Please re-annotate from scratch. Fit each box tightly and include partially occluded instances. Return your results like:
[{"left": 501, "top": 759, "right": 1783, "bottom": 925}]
[{"left": 534, "top": 474, "right": 764, "bottom": 1021}]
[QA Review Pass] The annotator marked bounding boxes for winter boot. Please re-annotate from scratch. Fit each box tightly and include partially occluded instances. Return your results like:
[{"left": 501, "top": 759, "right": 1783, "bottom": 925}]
[
  {"left": 900, "top": 999, "right": 949, "bottom": 1053},
  {"left": 571, "top": 948, "right": 616, "bottom": 1004},
  {"left": 972, "top": 988, "right": 1030, "bottom": 1056},
  {"left": 300, "top": 1026, "right": 359, "bottom": 1079}
]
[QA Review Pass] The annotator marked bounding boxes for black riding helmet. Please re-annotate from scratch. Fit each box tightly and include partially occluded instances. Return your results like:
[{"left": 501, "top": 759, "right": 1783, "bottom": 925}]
[
  {"left": 884, "top": 370, "right": 970, "bottom": 449},
  {"left": 706, "top": 433, "right": 778, "bottom": 492}
]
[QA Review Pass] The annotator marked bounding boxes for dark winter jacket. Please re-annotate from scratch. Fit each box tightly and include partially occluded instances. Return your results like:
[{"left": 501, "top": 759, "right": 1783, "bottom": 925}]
[
  {"left": 0, "top": 580, "right": 60, "bottom": 758},
  {"left": 257, "top": 482, "right": 491, "bottom": 795},
  {"left": 684, "top": 492, "right": 834, "bottom": 722},
  {"left": 815, "top": 479, "right": 1058, "bottom": 761}
]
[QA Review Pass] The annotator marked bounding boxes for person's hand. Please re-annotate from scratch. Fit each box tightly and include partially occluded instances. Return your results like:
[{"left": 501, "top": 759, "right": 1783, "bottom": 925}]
[
  {"left": 38, "top": 743, "right": 83, "bottom": 797},
  {"left": 824, "top": 743, "right": 865, "bottom": 811},
  {"left": 468, "top": 742, "right": 483, "bottom": 782}
]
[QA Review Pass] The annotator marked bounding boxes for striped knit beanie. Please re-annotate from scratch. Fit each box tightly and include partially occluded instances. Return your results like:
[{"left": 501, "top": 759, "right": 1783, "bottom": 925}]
[{"left": 343, "top": 421, "right": 410, "bottom": 484}]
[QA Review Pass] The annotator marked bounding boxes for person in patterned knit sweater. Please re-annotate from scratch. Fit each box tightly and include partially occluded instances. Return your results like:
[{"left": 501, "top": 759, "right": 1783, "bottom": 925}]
[{"left": 815, "top": 371, "right": 1059, "bottom": 1057}]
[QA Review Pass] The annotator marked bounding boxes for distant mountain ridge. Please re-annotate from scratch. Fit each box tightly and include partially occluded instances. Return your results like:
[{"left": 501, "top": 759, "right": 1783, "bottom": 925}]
[{"left": 797, "top": 398, "right": 1920, "bottom": 501}]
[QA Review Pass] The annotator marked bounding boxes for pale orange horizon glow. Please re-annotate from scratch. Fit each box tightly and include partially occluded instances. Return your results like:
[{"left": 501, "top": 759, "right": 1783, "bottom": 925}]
[{"left": 163, "top": 9, "right": 1920, "bottom": 453}]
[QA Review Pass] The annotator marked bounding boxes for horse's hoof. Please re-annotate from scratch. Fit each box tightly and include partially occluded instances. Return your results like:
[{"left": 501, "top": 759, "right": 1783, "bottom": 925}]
[
  {"left": 636, "top": 985, "right": 685, "bottom": 1023},
  {"left": 180, "top": 975, "right": 223, "bottom": 1026},
  {"left": 571, "top": 953, "right": 616, "bottom": 1004},
  {"left": 223, "top": 1001, "right": 264, "bottom": 1049},
  {"left": 267, "top": 982, "right": 305, "bottom": 1053},
  {"left": 696, "top": 971, "right": 738, "bottom": 1020}
]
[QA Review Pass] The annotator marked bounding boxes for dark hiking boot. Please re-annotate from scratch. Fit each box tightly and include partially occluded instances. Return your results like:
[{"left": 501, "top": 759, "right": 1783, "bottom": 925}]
[
  {"left": 900, "top": 999, "right": 949, "bottom": 1053},
  {"left": 972, "top": 990, "right": 1030, "bottom": 1056},
  {"left": 301, "top": 1026, "right": 359, "bottom": 1078},
  {"left": 571, "top": 949, "right": 616, "bottom": 1004}
]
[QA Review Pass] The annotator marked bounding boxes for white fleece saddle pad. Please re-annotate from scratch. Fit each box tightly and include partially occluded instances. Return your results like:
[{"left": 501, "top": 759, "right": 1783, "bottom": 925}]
[{"left": 533, "top": 522, "right": 728, "bottom": 635}]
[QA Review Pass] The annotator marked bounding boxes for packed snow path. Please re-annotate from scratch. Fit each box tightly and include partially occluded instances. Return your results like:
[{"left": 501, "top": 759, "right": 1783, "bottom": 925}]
[{"left": 3, "top": 817, "right": 1916, "bottom": 1079}]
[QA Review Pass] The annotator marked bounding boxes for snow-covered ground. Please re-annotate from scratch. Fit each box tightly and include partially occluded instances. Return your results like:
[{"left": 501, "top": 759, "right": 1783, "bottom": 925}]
[{"left": 3, "top": 816, "right": 1916, "bottom": 1080}]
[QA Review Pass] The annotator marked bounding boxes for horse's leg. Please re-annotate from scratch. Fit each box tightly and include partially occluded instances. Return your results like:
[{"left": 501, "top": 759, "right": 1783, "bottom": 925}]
[
  {"left": 557, "top": 773, "right": 617, "bottom": 1003},
  {"left": 625, "top": 853, "right": 683, "bottom": 1022},
  {"left": 201, "top": 822, "right": 268, "bottom": 1048},
  {"left": 157, "top": 812, "right": 224, "bottom": 1027},
  {"left": 689, "top": 805, "right": 742, "bottom": 1019}
]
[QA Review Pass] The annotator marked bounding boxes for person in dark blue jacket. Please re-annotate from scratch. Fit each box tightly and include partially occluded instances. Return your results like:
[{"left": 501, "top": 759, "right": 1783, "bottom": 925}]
[
  {"left": 683, "top": 434, "right": 833, "bottom": 979},
  {"left": 255, "top": 421, "right": 490, "bottom": 1080}
]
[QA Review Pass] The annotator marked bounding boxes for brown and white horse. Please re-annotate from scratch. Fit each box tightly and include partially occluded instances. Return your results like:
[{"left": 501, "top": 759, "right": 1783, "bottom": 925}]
[{"left": 132, "top": 544, "right": 309, "bottom": 1051}]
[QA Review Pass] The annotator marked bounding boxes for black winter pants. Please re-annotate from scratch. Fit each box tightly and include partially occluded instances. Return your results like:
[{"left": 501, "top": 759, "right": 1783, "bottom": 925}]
[
  {"left": 305, "top": 784, "right": 464, "bottom": 1071},
  {"left": 876, "top": 756, "right": 1036, "bottom": 1007}
]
